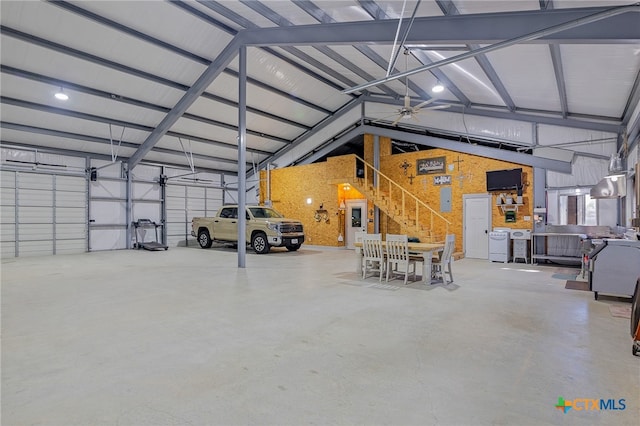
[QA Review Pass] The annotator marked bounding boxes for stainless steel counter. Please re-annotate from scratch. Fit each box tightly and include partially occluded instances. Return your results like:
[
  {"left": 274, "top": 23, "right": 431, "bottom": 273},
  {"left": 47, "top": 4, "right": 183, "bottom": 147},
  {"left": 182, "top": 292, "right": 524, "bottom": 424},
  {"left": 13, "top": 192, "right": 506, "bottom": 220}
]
[{"left": 589, "top": 239, "right": 640, "bottom": 299}]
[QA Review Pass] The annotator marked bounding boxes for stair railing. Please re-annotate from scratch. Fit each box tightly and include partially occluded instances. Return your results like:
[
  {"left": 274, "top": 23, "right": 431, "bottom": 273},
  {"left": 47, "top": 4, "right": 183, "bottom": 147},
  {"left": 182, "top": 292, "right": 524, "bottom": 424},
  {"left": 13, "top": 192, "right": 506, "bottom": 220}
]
[{"left": 354, "top": 155, "right": 450, "bottom": 241}]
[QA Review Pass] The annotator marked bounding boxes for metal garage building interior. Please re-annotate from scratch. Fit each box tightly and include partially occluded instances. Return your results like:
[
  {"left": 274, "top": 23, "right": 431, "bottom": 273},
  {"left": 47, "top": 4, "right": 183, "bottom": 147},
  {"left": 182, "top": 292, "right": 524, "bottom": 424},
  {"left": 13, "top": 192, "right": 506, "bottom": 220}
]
[{"left": 1, "top": 1, "right": 639, "bottom": 424}]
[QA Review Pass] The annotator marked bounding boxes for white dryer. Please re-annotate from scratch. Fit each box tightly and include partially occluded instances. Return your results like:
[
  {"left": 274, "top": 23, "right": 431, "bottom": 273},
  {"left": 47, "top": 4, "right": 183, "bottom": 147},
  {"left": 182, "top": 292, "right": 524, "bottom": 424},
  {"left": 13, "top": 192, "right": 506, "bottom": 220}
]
[{"left": 489, "top": 228, "right": 511, "bottom": 263}]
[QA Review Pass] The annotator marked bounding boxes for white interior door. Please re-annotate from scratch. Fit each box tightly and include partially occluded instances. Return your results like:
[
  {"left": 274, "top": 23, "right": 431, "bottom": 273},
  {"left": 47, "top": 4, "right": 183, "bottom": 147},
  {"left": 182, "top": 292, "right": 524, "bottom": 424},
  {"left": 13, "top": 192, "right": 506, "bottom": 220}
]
[
  {"left": 464, "top": 195, "right": 491, "bottom": 259},
  {"left": 345, "top": 199, "right": 367, "bottom": 249}
]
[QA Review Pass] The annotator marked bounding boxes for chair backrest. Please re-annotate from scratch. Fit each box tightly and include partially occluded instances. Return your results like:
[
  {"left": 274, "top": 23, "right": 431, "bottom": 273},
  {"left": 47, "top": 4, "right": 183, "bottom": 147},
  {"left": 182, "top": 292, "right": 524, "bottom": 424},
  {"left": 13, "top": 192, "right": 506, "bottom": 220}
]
[
  {"left": 440, "top": 234, "right": 456, "bottom": 263},
  {"left": 355, "top": 231, "right": 367, "bottom": 245},
  {"left": 363, "top": 233, "right": 384, "bottom": 260},
  {"left": 385, "top": 234, "right": 409, "bottom": 262}
]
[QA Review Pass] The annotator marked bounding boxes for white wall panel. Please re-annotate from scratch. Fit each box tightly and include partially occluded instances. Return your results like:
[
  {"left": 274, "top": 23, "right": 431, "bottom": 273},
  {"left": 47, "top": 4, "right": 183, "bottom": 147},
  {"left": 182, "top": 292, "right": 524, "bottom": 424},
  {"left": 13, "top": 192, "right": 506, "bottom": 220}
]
[
  {"left": 133, "top": 182, "right": 160, "bottom": 201},
  {"left": 132, "top": 203, "right": 161, "bottom": 222},
  {"left": 91, "top": 200, "right": 126, "bottom": 224},
  {"left": 90, "top": 180, "right": 126, "bottom": 198},
  {"left": 89, "top": 229, "right": 126, "bottom": 251}
]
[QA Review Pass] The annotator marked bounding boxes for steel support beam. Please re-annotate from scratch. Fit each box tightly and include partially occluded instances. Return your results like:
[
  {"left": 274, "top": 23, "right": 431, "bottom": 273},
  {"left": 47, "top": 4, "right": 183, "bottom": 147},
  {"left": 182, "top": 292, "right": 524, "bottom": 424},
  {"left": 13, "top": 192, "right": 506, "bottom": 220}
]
[
  {"left": 237, "top": 45, "right": 247, "bottom": 268},
  {"left": 242, "top": 6, "right": 640, "bottom": 46}
]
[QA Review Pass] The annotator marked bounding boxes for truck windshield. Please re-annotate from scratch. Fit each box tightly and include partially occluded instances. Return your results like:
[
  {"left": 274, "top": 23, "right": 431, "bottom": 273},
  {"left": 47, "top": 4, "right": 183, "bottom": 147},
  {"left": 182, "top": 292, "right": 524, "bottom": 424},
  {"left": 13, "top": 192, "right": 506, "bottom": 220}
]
[{"left": 249, "top": 207, "right": 283, "bottom": 219}]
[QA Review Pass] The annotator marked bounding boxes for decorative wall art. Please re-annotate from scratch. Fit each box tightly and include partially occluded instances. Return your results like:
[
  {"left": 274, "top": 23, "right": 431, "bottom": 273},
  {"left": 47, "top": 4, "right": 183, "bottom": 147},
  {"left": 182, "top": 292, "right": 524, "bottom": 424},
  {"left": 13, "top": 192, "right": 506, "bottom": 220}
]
[
  {"left": 433, "top": 175, "right": 452, "bottom": 185},
  {"left": 417, "top": 156, "right": 446, "bottom": 175}
]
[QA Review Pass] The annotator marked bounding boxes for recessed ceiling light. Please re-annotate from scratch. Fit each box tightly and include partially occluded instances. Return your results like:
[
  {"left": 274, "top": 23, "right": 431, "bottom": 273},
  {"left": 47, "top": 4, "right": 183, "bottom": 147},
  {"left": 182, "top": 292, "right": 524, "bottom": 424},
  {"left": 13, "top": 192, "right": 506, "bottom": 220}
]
[{"left": 54, "top": 88, "right": 69, "bottom": 101}]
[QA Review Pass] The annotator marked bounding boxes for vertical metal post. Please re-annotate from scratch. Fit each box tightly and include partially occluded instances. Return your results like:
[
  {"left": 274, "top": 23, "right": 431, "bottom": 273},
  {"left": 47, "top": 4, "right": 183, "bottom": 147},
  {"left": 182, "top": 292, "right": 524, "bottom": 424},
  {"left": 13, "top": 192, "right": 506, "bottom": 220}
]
[
  {"left": 14, "top": 171, "right": 19, "bottom": 257},
  {"left": 160, "top": 166, "right": 167, "bottom": 245},
  {"left": 86, "top": 156, "right": 91, "bottom": 252},
  {"left": 52, "top": 174, "right": 57, "bottom": 255},
  {"left": 373, "top": 135, "right": 380, "bottom": 233},
  {"left": 237, "top": 45, "right": 247, "bottom": 268},
  {"left": 125, "top": 163, "right": 133, "bottom": 249}
]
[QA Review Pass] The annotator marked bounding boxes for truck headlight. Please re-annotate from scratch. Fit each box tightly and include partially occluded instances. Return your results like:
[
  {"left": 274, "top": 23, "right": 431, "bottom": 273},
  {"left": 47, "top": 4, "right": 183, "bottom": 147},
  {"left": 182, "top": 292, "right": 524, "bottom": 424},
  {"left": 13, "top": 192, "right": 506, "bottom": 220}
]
[{"left": 266, "top": 222, "right": 278, "bottom": 231}]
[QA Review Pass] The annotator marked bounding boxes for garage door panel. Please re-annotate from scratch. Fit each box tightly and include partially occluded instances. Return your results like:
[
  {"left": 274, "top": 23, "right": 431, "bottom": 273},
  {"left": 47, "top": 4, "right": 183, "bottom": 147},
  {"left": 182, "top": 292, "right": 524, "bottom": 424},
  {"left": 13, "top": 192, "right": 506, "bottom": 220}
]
[
  {"left": 57, "top": 191, "right": 86, "bottom": 207},
  {"left": 206, "top": 198, "right": 222, "bottom": 212},
  {"left": 56, "top": 176, "right": 86, "bottom": 191},
  {"left": 1, "top": 205, "right": 16, "bottom": 222},
  {"left": 56, "top": 207, "right": 86, "bottom": 223},
  {"left": 19, "top": 189, "right": 53, "bottom": 207},
  {"left": 1, "top": 241, "right": 16, "bottom": 258},
  {"left": 166, "top": 210, "right": 186, "bottom": 222},
  {"left": 19, "top": 240, "right": 53, "bottom": 256},
  {"left": 1, "top": 171, "right": 16, "bottom": 188},
  {"left": 165, "top": 185, "right": 186, "bottom": 197},
  {"left": 166, "top": 197, "right": 185, "bottom": 209},
  {"left": 19, "top": 223, "right": 53, "bottom": 240},
  {"left": 166, "top": 222, "right": 187, "bottom": 234},
  {"left": 186, "top": 186, "right": 205, "bottom": 198},
  {"left": 1, "top": 223, "right": 15, "bottom": 241},
  {"left": 56, "top": 223, "right": 86, "bottom": 239},
  {"left": 56, "top": 240, "right": 87, "bottom": 254},
  {"left": 1, "top": 187, "right": 16, "bottom": 205},
  {"left": 19, "top": 206, "right": 53, "bottom": 223},
  {"left": 18, "top": 174, "right": 52, "bottom": 190},
  {"left": 187, "top": 210, "right": 205, "bottom": 220},
  {"left": 186, "top": 198, "right": 205, "bottom": 211}
]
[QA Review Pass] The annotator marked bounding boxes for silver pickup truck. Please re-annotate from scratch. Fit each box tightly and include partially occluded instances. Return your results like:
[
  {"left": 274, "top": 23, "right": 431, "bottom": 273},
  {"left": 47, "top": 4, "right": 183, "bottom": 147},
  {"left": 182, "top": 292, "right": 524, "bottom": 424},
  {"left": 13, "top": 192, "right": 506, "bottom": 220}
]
[{"left": 191, "top": 205, "right": 305, "bottom": 254}]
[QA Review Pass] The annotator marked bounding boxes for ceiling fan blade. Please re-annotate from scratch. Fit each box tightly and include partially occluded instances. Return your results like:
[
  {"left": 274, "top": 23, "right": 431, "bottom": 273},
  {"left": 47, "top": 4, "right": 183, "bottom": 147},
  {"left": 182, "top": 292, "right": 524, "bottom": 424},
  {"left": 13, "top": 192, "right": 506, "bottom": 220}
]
[
  {"left": 391, "top": 115, "right": 404, "bottom": 126},
  {"left": 413, "top": 98, "right": 437, "bottom": 110},
  {"left": 422, "top": 104, "right": 452, "bottom": 110}
]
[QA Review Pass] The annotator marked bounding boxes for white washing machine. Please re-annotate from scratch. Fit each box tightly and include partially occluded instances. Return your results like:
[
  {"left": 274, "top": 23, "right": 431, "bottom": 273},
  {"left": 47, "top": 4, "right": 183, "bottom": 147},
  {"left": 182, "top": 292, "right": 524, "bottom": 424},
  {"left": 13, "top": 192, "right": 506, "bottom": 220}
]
[{"left": 489, "top": 228, "right": 511, "bottom": 263}]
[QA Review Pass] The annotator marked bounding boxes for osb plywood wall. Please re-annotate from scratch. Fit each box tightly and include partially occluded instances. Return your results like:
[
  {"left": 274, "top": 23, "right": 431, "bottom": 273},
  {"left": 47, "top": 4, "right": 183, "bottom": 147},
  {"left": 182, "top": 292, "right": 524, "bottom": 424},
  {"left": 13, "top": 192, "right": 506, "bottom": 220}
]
[
  {"left": 261, "top": 135, "right": 533, "bottom": 250},
  {"left": 377, "top": 147, "right": 533, "bottom": 251},
  {"left": 260, "top": 156, "right": 367, "bottom": 247}
]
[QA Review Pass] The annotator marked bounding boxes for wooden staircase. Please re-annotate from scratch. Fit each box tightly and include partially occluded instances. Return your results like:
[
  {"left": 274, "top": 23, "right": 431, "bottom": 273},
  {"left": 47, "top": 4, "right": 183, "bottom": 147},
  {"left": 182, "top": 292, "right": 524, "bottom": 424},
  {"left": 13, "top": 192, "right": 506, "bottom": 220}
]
[{"left": 339, "top": 155, "right": 450, "bottom": 243}]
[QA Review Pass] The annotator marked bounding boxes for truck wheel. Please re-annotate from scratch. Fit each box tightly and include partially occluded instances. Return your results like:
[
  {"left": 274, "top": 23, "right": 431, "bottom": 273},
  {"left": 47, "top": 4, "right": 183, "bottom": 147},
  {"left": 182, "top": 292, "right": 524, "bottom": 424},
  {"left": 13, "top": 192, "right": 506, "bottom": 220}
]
[
  {"left": 252, "top": 232, "right": 270, "bottom": 254},
  {"left": 286, "top": 244, "right": 301, "bottom": 252},
  {"left": 198, "top": 229, "right": 213, "bottom": 248}
]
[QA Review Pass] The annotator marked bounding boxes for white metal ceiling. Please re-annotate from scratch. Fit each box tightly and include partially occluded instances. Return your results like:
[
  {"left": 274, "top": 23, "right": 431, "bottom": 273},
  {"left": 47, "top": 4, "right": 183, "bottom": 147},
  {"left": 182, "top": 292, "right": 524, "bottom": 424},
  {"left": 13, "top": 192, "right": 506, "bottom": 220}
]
[{"left": 0, "top": 0, "right": 639, "bottom": 176}]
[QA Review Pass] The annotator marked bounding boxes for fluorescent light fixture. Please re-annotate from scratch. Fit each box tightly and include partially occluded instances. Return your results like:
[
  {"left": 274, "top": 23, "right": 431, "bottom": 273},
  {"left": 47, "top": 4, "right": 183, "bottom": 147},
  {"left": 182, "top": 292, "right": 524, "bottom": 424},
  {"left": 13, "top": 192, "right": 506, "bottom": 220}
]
[
  {"left": 54, "top": 88, "right": 69, "bottom": 101},
  {"left": 431, "top": 81, "right": 444, "bottom": 93}
]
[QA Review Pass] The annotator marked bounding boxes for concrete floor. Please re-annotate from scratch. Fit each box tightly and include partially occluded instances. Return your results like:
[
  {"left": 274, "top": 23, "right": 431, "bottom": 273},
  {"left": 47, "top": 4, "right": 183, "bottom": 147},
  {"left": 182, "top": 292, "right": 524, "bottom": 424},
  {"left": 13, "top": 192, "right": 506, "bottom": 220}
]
[{"left": 1, "top": 245, "right": 638, "bottom": 425}]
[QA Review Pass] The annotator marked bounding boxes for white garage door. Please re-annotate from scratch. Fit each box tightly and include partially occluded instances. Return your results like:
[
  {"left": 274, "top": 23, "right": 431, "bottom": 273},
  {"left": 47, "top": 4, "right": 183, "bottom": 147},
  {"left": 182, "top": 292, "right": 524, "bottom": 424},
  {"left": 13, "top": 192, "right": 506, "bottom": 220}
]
[
  {"left": 1, "top": 170, "right": 87, "bottom": 258},
  {"left": 165, "top": 184, "right": 223, "bottom": 247}
]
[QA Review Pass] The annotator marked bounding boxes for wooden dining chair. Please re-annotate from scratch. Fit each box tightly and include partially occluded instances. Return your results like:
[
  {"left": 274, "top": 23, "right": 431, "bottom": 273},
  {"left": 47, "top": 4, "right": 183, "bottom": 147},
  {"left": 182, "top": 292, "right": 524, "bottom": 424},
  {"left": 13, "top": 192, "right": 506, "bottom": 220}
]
[
  {"left": 385, "top": 234, "right": 418, "bottom": 285},
  {"left": 432, "top": 234, "right": 455, "bottom": 284},
  {"left": 362, "top": 233, "right": 385, "bottom": 281}
]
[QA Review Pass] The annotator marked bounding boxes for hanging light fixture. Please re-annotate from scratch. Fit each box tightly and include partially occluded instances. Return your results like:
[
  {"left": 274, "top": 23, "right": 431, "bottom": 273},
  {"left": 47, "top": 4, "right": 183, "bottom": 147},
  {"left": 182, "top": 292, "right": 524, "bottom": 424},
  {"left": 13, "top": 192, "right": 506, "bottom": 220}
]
[
  {"left": 606, "top": 153, "right": 625, "bottom": 181},
  {"left": 431, "top": 80, "right": 444, "bottom": 93},
  {"left": 54, "top": 87, "right": 69, "bottom": 101}
]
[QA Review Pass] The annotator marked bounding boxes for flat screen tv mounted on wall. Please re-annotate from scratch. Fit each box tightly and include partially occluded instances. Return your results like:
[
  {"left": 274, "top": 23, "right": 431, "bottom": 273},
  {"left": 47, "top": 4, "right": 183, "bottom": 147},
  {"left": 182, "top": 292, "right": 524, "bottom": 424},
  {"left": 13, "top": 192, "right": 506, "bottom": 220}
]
[{"left": 486, "top": 168, "right": 522, "bottom": 192}]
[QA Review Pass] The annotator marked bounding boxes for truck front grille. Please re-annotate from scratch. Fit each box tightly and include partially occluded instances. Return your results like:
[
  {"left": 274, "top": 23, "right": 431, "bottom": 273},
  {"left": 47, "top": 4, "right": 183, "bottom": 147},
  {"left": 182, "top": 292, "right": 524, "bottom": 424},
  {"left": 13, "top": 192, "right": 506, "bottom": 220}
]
[{"left": 280, "top": 223, "right": 303, "bottom": 233}]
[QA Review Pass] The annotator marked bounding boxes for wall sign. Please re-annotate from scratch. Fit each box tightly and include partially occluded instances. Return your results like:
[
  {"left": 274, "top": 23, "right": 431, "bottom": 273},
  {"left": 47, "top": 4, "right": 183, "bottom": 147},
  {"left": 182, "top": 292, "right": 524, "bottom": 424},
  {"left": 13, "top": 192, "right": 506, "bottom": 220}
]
[
  {"left": 433, "top": 175, "right": 452, "bottom": 185},
  {"left": 417, "top": 156, "right": 446, "bottom": 175}
]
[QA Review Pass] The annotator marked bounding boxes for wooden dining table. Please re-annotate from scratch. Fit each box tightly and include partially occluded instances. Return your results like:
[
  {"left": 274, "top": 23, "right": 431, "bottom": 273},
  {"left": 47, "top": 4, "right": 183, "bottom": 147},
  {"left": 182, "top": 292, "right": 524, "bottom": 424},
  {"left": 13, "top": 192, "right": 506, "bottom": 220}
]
[{"left": 354, "top": 241, "right": 445, "bottom": 284}]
